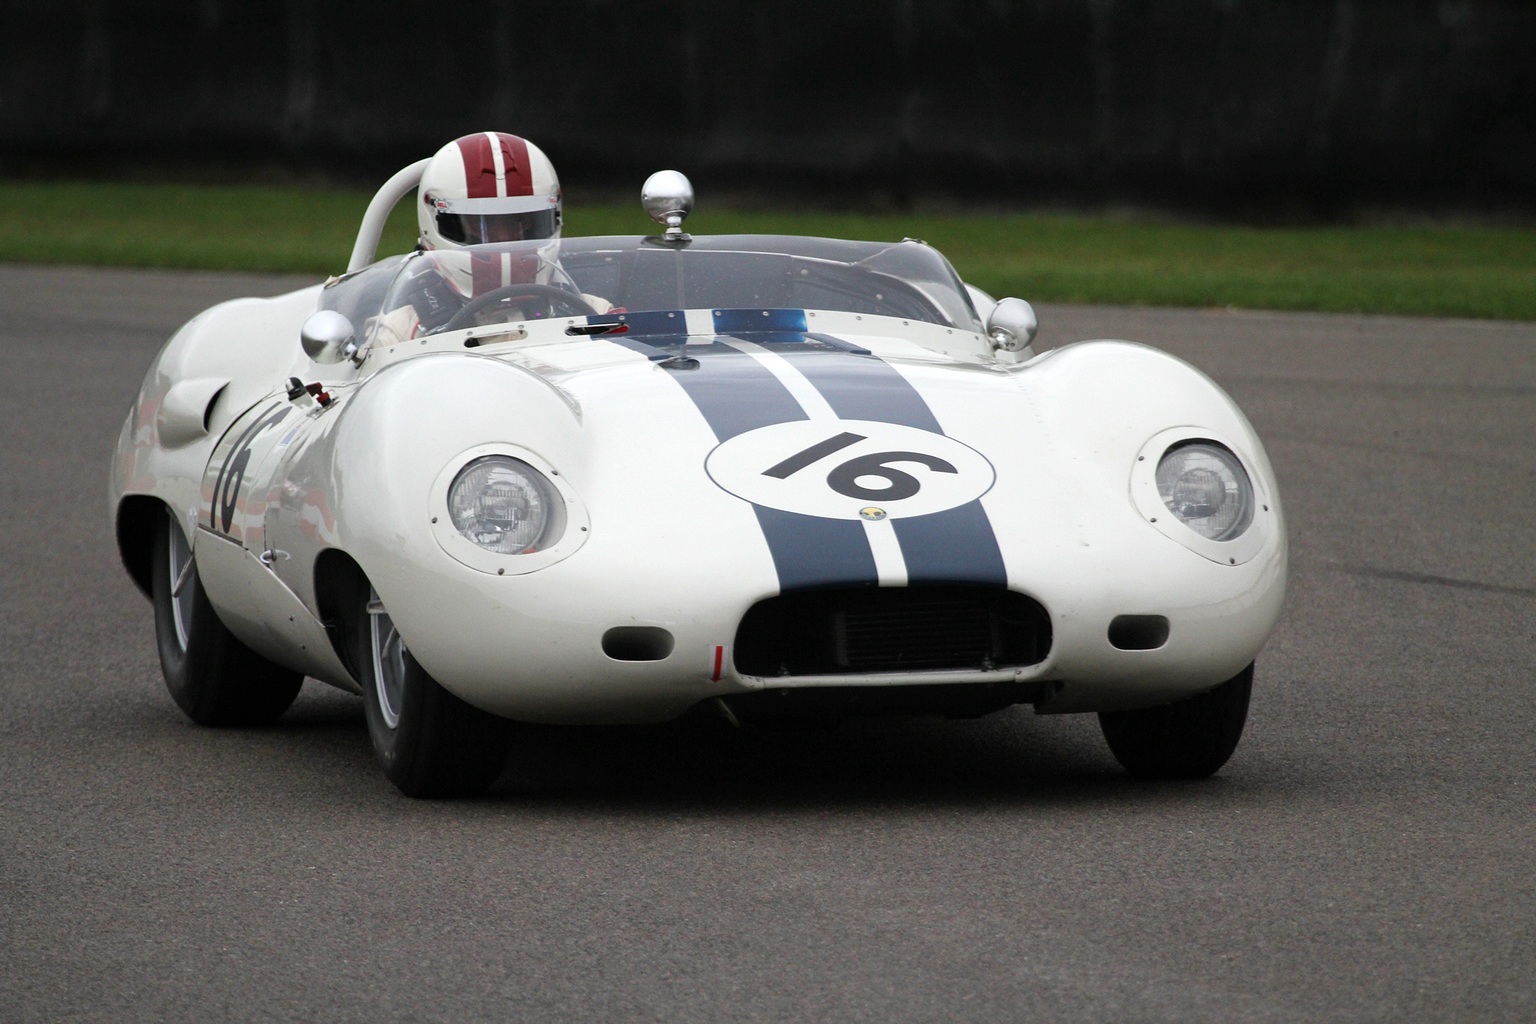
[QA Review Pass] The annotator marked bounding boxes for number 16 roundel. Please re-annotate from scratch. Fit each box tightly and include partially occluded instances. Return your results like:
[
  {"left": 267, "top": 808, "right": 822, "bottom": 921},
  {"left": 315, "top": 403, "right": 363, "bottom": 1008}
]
[{"left": 705, "top": 420, "right": 995, "bottom": 521}]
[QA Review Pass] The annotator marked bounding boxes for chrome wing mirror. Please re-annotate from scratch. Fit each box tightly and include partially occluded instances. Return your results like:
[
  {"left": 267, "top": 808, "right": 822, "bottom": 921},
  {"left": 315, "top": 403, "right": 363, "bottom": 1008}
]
[
  {"left": 301, "top": 310, "right": 365, "bottom": 365},
  {"left": 987, "top": 298, "right": 1038, "bottom": 357}
]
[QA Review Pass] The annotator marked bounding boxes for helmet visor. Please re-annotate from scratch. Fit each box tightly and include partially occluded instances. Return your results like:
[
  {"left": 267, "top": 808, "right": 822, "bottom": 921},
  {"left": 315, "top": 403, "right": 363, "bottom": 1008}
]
[{"left": 436, "top": 208, "right": 559, "bottom": 245}]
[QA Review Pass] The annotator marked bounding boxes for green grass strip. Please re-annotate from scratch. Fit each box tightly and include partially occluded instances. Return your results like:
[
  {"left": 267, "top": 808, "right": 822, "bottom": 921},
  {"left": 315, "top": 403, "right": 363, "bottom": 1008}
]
[{"left": 4, "top": 181, "right": 1532, "bottom": 319}]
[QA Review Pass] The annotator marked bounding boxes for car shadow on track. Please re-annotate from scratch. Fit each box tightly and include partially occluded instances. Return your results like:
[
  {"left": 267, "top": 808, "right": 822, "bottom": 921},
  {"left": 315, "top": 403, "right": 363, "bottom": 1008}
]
[
  {"left": 217, "top": 681, "right": 1274, "bottom": 812},
  {"left": 494, "top": 713, "right": 1263, "bottom": 812}
]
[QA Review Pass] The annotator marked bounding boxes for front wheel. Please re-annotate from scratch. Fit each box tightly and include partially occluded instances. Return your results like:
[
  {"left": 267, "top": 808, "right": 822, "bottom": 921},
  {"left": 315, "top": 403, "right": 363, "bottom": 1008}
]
[
  {"left": 150, "top": 507, "right": 303, "bottom": 726},
  {"left": 356, "top": 586, "right": 509, "bottom": 798},
  {"left": 1098, "top": 663, "right": 1254, "bottom": 779}
]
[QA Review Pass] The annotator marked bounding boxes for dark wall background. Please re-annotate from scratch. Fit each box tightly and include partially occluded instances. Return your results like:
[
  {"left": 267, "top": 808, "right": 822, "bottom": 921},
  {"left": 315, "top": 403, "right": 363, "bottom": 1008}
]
[{"left": 3, "top": 0, "right": 1532, "bottom": 218}]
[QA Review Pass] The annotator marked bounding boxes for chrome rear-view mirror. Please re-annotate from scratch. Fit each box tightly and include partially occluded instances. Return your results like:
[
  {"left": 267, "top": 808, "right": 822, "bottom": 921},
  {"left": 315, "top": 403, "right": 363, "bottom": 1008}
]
[
  {"left": 987, "top": 298, "right": 1038, "bottom": 355},
  {"left": 301, "top": 310, "right": 361, "bottom": 365}
]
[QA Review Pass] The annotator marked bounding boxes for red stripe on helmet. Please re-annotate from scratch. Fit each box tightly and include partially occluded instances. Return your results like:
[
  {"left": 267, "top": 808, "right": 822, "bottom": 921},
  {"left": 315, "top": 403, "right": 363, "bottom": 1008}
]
[
  {"left": 456, "top": 132, "right": 499, "bottom": 199},
  {"left": 455, "top": 132, "right": 535, "bottom": 200},
  {"left": 469, "top": 251, "right": 539, "bottom": 296},
  {"left": 471, "top": 252, "right": 506, "bottom": 295},
  {"left": 496, "top": 134, "right": 534, "bottom": 197}
]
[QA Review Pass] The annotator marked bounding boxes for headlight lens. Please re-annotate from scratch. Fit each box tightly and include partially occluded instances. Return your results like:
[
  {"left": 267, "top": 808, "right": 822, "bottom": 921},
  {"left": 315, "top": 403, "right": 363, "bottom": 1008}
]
[
  {"left": 1155, "top": 442, "right": 1254, "bottom": 541},
  {"left": 447, "top": 456, "right": 562, "bottom": 554}
]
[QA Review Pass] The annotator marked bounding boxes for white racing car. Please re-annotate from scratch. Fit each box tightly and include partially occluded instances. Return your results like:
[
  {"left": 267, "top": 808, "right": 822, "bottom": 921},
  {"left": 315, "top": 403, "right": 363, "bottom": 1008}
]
[{"left": 111, "top": 169, "right": 1286, "bottom": 796}]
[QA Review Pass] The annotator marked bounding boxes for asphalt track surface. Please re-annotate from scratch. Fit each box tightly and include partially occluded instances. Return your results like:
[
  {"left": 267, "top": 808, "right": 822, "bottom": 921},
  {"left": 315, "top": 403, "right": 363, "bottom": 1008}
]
[{"left": 2, "top": 264, "right": 1532, "bottom": 1023}]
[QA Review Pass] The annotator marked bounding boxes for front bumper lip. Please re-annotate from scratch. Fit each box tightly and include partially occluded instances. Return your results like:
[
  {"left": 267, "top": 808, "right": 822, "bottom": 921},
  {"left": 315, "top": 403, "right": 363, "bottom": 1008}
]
[
  {"left": 367, "top": 530, "right": 1284, "bottom": 724},
  {"left": 741, "top": 666, "right": 1051, "bottom": 689}
]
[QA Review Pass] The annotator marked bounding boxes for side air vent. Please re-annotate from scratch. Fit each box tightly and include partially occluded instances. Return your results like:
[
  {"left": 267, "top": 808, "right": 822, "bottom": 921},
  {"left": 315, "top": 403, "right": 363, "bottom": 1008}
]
[
  {"left": 602, "top": 626, "right": 675, "bottom": 662},
  {"left": 734, "top": 586, "right": 1051, "bottom": 678},
  {"left": 1107, "top": 615, "right": 1170, "bottom": 651}
]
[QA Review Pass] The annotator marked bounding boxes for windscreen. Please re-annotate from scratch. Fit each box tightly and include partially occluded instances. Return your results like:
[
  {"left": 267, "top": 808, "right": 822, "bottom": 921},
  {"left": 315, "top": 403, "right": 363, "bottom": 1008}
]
[
  {"left": 559, "top": 236, "right": 982, "bottom": 331},
  {"left": 318, "top": 235, "right": 984, "bottom": 341}
]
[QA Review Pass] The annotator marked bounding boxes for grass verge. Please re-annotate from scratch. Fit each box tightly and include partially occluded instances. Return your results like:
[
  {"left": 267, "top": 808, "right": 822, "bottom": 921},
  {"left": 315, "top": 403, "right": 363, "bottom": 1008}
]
[{"left": 5, "top": 181, "right": 1532, "bottom": 319}]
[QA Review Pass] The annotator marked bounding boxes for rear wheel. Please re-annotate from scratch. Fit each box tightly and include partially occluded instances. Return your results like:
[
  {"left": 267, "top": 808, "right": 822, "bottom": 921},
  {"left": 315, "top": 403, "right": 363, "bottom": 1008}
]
[
  {"left": 150, "top": 507, "right": 303, "bottom": 726},
  {"left": 1098, "top": 663, "right": 1254, "bottom": 779},
  {"left": 356, "top": 585, "right": 509, "bottom": 798}
]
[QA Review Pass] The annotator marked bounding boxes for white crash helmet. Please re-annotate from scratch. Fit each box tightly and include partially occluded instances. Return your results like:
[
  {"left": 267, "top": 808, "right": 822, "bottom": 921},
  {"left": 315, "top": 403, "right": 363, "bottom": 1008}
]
[{"left": 417, "top": 132, "right": 562, "bottom": 251}]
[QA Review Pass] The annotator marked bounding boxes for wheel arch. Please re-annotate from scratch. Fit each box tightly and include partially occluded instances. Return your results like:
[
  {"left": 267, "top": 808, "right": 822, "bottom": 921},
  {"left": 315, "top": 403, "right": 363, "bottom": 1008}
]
[
  {"left": 313, "top": 547, "right": 370, "bottom": 688},
  {"left": 115, "top": 495, "right": 170, "bottom": 600}
]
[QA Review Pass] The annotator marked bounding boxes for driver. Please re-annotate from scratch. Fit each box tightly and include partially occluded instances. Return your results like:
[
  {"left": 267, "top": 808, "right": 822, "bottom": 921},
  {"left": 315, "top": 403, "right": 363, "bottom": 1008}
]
[{"left": 372, "top": 131, "right": 608, "bottom": 345}]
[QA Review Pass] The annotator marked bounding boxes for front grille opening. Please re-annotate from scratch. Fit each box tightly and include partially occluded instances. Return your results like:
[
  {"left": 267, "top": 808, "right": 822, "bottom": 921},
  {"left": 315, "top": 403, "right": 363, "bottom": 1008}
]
[{"left": 734, "top": 586, "right": 1051, "bottom": 678}]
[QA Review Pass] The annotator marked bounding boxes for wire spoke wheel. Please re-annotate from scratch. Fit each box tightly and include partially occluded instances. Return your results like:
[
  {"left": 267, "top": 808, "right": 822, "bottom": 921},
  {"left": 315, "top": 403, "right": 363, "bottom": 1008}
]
[
  {"left": 356, "top": 583, "right": 509, "bottom": 798},
  {"left": 150, "top": 507, "right": 302, "bottom": 726},
  {"left": 367, "top": 594, "right": 407, "bottom": 730},
  {"left": 166, "top": 517, "right": 196, "bottom": 652}
]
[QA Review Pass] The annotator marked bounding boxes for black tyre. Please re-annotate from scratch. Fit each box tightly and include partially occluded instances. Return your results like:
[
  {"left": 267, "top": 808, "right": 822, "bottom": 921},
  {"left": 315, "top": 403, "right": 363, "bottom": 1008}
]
[
  {"left": 1098, "top": 663, "right": 1254, "bottom": 779},
  {"left": 355, "top": 585, "right": 509, "bottom": 798},
  {"left": 150, "top": 507, "right": 303, "bottom": 726}
]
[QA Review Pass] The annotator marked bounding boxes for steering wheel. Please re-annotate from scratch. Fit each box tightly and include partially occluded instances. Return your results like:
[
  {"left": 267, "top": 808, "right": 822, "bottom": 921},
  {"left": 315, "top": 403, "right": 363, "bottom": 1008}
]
[{"left": 442, "top": 282, "right": 599, "bottom": 332}]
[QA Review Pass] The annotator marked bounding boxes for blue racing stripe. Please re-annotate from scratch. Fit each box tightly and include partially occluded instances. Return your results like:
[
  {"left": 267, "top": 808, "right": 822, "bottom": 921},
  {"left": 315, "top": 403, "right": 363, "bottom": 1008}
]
[
  {"left": 775, "top": 348, "right": 1007, "bottom": 587},
  {"left": 664, "top": 342, "right": 878, "bottom": 590},
  {"left": 633, "top": 332, "right": 1007, "bottom": 592},
  {"left": 754, "top": 507, "right": 878, "bottom": 590},
  {"left": 892, "top": 501, "right": 1007, "bottom": 586},
  {"left": 775, "top": 349, "right": 942, "bottom": 432},
  {"left": 668, "top": 342, "right": 807, "bottom": 440}
]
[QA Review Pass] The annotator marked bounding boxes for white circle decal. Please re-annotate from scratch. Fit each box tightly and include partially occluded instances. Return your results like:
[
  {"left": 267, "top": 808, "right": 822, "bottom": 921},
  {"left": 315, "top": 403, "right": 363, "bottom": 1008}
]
[{"left": 705, "top": 420, "right": 995, "bottom": 520}]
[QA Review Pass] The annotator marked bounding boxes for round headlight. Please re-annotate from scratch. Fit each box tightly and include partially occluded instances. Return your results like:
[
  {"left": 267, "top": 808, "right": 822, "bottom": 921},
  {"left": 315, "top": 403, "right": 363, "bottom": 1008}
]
[
  {"left": 1155, "top": 442, "right": 1254, "bottom": 541},
  {"left": 447, "top": 456, "right": 563, "bottom": 554}
]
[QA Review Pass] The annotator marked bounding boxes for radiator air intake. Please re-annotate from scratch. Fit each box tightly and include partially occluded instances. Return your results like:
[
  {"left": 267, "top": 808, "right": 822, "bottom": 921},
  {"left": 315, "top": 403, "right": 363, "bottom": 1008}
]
[{"left": 734, "top": 586, "right": 1051, "bottom": 678}]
